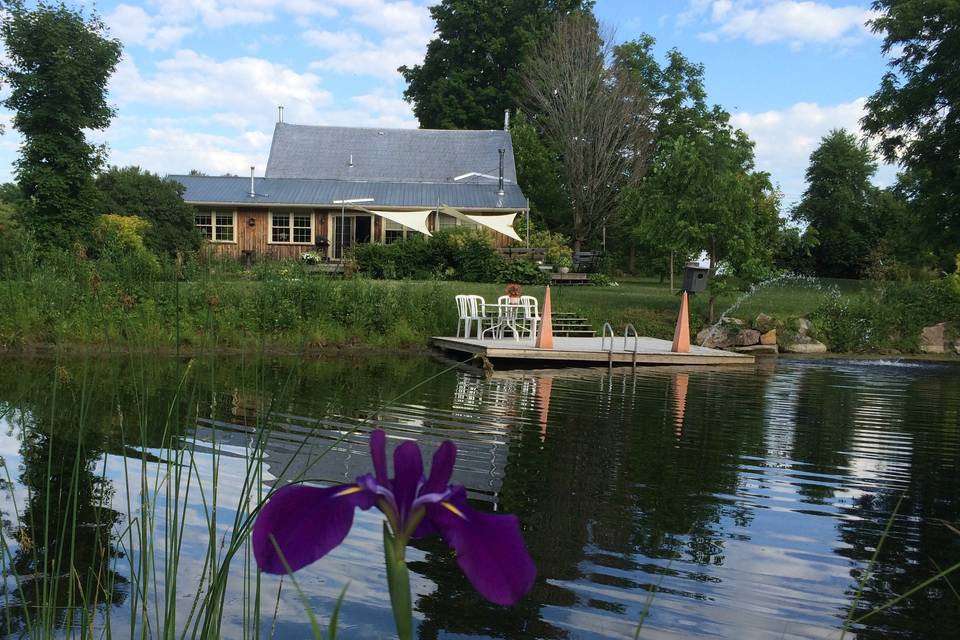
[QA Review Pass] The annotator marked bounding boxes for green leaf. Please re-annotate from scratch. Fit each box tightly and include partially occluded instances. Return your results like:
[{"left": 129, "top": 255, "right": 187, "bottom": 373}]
[{"left": 382, "top": 522, "right": 413, "bottom": 640}]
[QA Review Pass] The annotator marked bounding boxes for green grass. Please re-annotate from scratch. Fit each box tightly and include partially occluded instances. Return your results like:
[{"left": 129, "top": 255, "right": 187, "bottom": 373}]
[{"left": 0, "top": 256, "right": 926, "bottom": 352}]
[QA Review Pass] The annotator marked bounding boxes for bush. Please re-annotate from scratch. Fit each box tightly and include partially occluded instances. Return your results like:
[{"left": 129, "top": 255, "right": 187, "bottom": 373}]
[
  {"left": 92, "top": 214, "right": 161, "bottom": 281},
  {"left": 811, "top": 278, "right": 960, "bottom": 352},
  {"left": 496, "top": 260, "right": 551, "bottom": 285},
  {"left": 353, "top": 228, "right": 507, "bottom": 282}
]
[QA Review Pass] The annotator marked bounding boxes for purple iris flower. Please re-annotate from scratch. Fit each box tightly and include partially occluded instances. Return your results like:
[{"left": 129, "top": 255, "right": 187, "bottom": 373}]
[{"left": 253, "top": 430, "right": 537, "bottom": 606}]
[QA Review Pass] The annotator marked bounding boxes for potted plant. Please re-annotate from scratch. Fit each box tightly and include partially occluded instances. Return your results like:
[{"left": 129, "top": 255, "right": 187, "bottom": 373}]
[
  {"left": 505, "top": 283, "right": 522, "bottom": 303},
  {"left": 555, "top": 254, "right": 573, "bottom": 274}
]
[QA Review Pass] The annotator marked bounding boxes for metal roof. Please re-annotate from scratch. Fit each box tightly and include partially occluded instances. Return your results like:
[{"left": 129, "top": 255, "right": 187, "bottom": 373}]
[
  {"left": 265, "top": 123, "right": 519, "bottom": 184},
  {"left": 169, "top": 175, "right": 528, "bottom": 210}
]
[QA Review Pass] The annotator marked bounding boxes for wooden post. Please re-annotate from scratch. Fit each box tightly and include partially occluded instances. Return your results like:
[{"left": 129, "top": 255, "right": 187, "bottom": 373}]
[
  {"left": 671, "top": 291, "right": 690, "bottom": 353},
  {"left": 536, "top": 286, "right": 554, "bottom": 349}
]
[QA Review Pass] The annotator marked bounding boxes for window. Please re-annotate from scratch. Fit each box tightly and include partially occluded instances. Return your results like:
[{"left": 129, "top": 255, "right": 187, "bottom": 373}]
[
  {"left": 196, "top": 211, "right": 234, "bottom": 242},
  {"left": 270, "top": 211, "right": 314, "bottom": 244},
  {"left": 385, "top": 220, "right": 404, "bottom": 244},
  {"left": 438, "top": 212, "right": 477, "bottom": 231},
  {"left": 438, "top": 213, "right": 458, "bottom": 230}
]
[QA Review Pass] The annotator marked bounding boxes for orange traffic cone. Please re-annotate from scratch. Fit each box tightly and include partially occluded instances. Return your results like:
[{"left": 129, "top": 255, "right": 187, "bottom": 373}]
[
  {"left": 671, "top": 291, "right": 691, "bottom": 353},
  {"left": 536, "top": 286, "right": 554, "bottom": 349}
]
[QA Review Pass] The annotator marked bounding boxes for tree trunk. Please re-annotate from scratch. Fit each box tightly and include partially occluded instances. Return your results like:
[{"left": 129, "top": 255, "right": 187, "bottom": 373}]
[
  {"left": 628, "top": 243, "right": 636, "bottom": 274},
  {"left": 669, "top": 250, "right": 674, "bottom": 291},
  {"left": 707, "top": 239, "right": 717, "bottom": 324}
]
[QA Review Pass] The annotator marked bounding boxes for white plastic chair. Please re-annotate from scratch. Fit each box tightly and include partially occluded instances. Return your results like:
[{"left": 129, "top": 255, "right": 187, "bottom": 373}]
[
  {"left": 467, "top": 295, "right": 494, "bottom": 339},
  {"left": 455, "top": 295, "right": 472, "bottom": 337},
  {"left": 519, "top": 295, "right": 540, "bottom": 339}
]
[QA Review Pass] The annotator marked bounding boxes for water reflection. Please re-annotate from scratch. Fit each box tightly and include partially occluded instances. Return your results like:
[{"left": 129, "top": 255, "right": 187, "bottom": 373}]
[{"left": 0, "top": 356, "right": 956, "bottom": 638}]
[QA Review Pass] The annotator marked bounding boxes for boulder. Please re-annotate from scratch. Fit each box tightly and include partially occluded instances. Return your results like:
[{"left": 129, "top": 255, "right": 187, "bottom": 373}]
[
  {"left": 780, "top": 340, "right": 828, "bottom": 354},
  {"left": 794, "top": 318, "right": 813, "bottom": 337},
  {"left": 735, "top": 329, "right": 761, "bottom": 347},
  {"left": 754, "top": 313, "right": 776, "bottom": 333},
  {"left": 919, "top": 322, "right": 947, "bottom": 354},
  {"left": 697, "top": 318, "right": 746, "bottom": 349},
  {"left": 732, "top": 344, "right": 779, "bottom": 355},
  {"left": 955, "top": 338, "right": 960, "bottom": 356},
  {"left": 760, "top": 329, "right": 777, "bottom": 345}
]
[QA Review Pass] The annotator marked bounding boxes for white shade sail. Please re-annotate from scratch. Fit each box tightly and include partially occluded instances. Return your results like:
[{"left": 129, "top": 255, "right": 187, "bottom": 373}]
[
  {"left": 440, "top": 205, "right": 522, "bottom": 241},
  {"left": 353, "top": 207, "right": 433, "bottom": 236}
]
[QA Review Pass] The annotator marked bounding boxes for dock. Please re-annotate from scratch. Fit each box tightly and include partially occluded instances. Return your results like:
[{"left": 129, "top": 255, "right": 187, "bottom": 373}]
[{"left": 430, "top": 335, "right": 755, "bottom": 367}]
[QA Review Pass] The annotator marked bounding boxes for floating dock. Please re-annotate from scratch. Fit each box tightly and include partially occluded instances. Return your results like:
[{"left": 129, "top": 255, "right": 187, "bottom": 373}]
[{"left": 431, "top": 336, "right": 754, "bottom": 367}]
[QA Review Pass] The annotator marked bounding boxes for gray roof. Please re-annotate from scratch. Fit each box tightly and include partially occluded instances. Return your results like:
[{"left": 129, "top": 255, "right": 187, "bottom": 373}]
[
  {"left": 169, "top": 174, "right": 528, "bottom": 210},
  {"left": 265, "top": 123, "right": 519, "bottom": 184}
]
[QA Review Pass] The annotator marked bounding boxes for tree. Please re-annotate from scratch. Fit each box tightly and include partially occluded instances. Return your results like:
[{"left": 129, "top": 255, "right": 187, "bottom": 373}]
[
  {"left": 510, "top": 112, "right": 571, "bottom": 232},
  {"left": 400, "top": 0, "right": 589, "bottom": 130},
  {"left": 0, "top": 1, "right": 121, "bottom": 250},
  {"left": 95, "top": 166, "right": 201, "bottom": 256},
  {"left": 522, "top": 14, "right": 655, "bottom": 250},
  {"left": 862, "top": 1, "right": 960, "bottom": 268},
  {"left": 793, "top": 129, "right": 882, "bottom": 278}
]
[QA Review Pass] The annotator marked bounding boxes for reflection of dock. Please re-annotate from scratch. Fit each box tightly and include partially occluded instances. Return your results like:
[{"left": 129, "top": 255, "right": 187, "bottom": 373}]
[{"left": 431, "top": 336, "right": 754, "bottom": 367}]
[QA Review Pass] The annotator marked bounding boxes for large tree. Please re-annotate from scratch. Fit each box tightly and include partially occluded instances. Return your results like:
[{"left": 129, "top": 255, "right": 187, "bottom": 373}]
[
  {"left": 862, "top": 0, "right": 960, "bottom": 267},
  {"left": 399, "top": 0, "right": 589, "bottom": 130},
  {"left": 95, "top": 166, "right": 200, "bottom": 257},
  {"left": 522, "top": 14, "right": 655, "bottom": 251},
  {"left": 793, "top": 129, "right": 883, "bottom": 278},
  {"left": 0, "top": 1, "right": 121, "bottom": 249}
]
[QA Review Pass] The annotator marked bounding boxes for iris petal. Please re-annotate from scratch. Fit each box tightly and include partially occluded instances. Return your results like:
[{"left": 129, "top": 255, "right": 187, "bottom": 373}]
[
  {"left": 392, "top": 441, "right": 423, "bottom": 522},
  {"left": 369, "top": 429, "right": 389, "bottom": 485},
  {"left": 422, "top": 440, "right": 456, "bottom": 495},
  {"left": 253, "top": 483, "right": 374, "bottom": 575},
  {"left": 427, "top": 488, "right": 536, "bottom": 605}
]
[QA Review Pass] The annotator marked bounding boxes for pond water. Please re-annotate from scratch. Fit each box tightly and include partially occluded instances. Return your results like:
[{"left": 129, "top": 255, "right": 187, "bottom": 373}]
[{"left": 0, "top": 354, "right": 958, "bottom": 639}]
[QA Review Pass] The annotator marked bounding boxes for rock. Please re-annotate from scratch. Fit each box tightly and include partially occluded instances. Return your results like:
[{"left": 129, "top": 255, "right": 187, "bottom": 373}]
[
  {"left": 780, "top": 340, "right": 828, "bottom": 354},
  {"left": 697, "top": 318, "right": 749, "bottom": 349},
  {"left": 695, "top": 328, "right": 711, "bottom": 345},
  {"left": 732, "top": 344, "right": 779, "bottom": 355},
  {"left": 794, "top": 318, "right": 813, "bottom": 337},
  {"left": 760, "top": 329, "right": 777, "bottom": 345},
  {"left": 955, "top": 338, "right": 960, "bottom": 356},
  {"left": 735, "top": 329, "right": 761, "bottom": 347},
  {"left": 919, "top": 322, "right": 947, "bottom": 354},
  {"left": 754, "top": 313, "right": 776, "bottom": 333}
]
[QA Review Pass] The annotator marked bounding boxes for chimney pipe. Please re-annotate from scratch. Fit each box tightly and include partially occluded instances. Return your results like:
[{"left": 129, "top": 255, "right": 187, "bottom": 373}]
[
  {"left": 349, "top": 153, "right": 353, "bottom": 167},
  {"left": 503, "top": 109, "right": 510, "bottom": 131},
  {"left": 278, "top": 105, "right": 284, "bottom": 123},
  {"left": 249, "top": 166, "right": 255, "bottom": 198},
  {"left": 497, "top": 149, "right": 505, "bottom": 196}
]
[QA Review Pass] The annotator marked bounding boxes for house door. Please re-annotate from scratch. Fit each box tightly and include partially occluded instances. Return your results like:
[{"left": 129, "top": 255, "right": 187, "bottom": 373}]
[
  {"left": 334, "top": 215, "right": 373, "bottom": 258},
  {"left": 355, "top": 216, "right": 372, "bottom": 244}
]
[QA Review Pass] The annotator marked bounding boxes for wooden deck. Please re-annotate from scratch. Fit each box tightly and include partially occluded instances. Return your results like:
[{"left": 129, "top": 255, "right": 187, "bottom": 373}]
[{"left": 431, "top": 335, "right": 755, "bottom": 367}]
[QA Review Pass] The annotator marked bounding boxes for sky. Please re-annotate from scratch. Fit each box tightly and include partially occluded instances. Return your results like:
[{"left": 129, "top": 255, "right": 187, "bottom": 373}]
[{"left": 0, "top": 0, "right": 897, "bottom": 207}]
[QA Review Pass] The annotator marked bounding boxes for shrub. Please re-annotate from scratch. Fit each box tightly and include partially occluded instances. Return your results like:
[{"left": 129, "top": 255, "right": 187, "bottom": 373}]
[
  {"left": 496, "top": 260, "right": 551, "bottom": 285},
  {"left": 92, "top": 214, "right": 161, "bottom": 281}
]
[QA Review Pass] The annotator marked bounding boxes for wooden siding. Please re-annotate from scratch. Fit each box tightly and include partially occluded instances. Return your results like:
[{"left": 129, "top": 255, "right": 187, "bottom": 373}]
[{"left": 196, "top": 205, "right": 515, "bottom": 262}]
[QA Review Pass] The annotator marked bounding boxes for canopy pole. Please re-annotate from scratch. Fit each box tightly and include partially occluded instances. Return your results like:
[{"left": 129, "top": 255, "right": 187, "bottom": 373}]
[{"left": 525, "top": 198, "right": 530, "bottom": 248}]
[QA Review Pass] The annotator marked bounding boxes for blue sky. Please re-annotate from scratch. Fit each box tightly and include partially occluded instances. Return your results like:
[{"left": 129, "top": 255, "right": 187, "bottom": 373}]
[{"left": 0, "top": 0, "right": 896, "bottom": 205}]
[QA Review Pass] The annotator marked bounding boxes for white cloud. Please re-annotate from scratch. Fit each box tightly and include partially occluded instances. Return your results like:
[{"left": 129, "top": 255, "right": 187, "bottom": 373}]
[
  {"left": 108, "top": 127, "right": 267, "bottom": 176},
  {"left": 683, "top": 1, "right": 876, "bottom": 47},
  {"left": 111, "top": 51, "right": 332, "bottom": 125},
  {"left": 304, "top": 28, "right": 430, "bottom": 79},
  {"left": 106, "top": 4, "right": 192, "bottom": 51},
  {"left": 730, "top": 97, "right": 896, "bottom": 203}
]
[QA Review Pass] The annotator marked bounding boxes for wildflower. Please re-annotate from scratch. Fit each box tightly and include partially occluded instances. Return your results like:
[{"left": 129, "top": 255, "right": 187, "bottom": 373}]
[{"left": 253, "top": 430, "right": 536, "bottom": 606}]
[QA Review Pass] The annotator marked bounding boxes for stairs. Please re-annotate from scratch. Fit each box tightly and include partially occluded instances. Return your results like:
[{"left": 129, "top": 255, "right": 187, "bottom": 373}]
[{"left": 551, "top": 312, "right": 596, "bottom": 337}]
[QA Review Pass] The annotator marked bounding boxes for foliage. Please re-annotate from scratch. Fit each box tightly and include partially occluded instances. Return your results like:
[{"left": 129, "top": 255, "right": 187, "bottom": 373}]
[
  {"left": 522, "top": 14, "right": 655, "bottom": 250},
  {"left": 589, "top": 272, "right": 617, "bottom": 287},
  {"left": 95, "top": 166, "right": 201, "bottom": 256},
  {"left": 527, "top": 226, "right": 573, "bottom": 265},
  {"left": 92, "top": 213, "right": 161, "bottom": 280},
  {"left": 398, "top": 0, "right": 589, "bottom": 129},
  {"left": 497, "top": 259, "right": 551, "bottom": 285},
  {"left": 511, "top": 113, "right": 571, "bottom": 231},
  {"left": 793, "top": 130, "right": 892, "bottom": 278},
  {"left": 811, "top": 278, "right": 960, "bottom": 352},
  {"left": 428, "top": 228, "right": 503, "bottom": 282},
  {"left": 863, "top": 0, "right": 960, "bottom": 268},
  {"left": 0, "top": 2, "right": 121, "bottom": 248},
  {"left": 0, "top": 199, "right": 36, "bottom": 276}
]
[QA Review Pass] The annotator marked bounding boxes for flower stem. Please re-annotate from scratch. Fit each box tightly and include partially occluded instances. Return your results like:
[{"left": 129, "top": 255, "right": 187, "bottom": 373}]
[{"left": 382, "top": 522, "right": 413, "bottom": 640}]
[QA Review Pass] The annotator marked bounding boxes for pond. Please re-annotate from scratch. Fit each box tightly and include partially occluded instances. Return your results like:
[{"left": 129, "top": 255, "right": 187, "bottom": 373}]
[{"left": 0, "top": 354, "right": 957, "bottom": 639}]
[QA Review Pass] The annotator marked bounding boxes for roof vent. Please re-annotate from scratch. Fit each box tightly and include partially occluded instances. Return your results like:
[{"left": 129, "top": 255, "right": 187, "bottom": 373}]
[
  {"left": 249, "top": 166, "right": 255, "bottom": 198},
  {"left": 348, "top": 154, "right": 353, "bottom": 167},
  {"left": 378, "top": 131, "right": 384, "bottom": 135},
  {"left": 277, "top": 105, "right": 284, "bottom": 123}
]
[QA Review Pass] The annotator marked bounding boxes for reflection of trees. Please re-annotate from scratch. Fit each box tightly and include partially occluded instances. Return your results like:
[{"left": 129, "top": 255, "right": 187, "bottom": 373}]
[
  {"left": 831, "top": 372, "right": 960, "bottom": 639},
  {"left": 0, "top": 365, "right": 127, "bottom": 634},
  {"left": 412, "top": 368, "right": 771, "bottom": 638}
]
